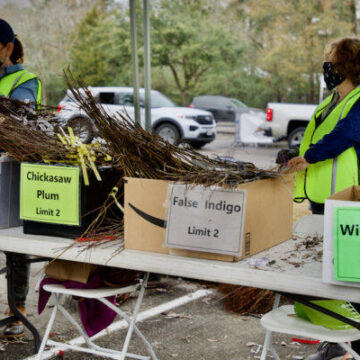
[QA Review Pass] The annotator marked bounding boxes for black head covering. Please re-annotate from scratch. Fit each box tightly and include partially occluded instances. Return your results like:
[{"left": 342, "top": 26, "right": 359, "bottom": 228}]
[{"left": 0, "top": 19, "right": 14, "bottom": 45}]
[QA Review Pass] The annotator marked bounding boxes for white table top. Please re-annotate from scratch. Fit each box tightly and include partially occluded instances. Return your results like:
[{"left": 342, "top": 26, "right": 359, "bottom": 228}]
[{"left": 0, "top": 221, "right": 359, "bottom": 303}]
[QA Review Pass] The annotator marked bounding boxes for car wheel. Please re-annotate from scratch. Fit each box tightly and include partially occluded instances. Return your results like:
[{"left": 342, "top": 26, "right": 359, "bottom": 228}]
[
  {"left": 190, "top": 141, "right": 206, "bottom": 149},
  {"left": 155, "top": 123, "right": 180, "bottom": 145},
  {"left": 67, "top": 117, "right": 94, "bottom": 144},
  {"left": 288, "top": 127, "right": 306, "bottom": 148}
]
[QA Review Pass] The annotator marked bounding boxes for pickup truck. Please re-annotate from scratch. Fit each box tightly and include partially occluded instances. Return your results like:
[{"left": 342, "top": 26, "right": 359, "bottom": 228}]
[{"left": 265, "top": 102, "right": 317, "bottom": 148}]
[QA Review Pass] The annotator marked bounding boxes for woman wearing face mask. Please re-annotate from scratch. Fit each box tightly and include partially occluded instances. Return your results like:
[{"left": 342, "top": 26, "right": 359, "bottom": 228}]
[
  {"left": 286, "top": 38, "right": 360, "bottom": 360},
  {"left": 0, "top": 19, "right": 41, "bottom": 340},
  {"left": 286, "top": 38, "right": 360, "bottom": 215}
]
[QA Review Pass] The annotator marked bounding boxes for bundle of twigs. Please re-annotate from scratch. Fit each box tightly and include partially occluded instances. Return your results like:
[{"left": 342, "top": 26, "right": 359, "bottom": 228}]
[
  {"left": 65, "top": 72, "right": 279, "bottom": 188},
  {"left": 0, "top": 110, "right": 68, "bottom": 162},
  {"left": 217, "top": 285, "right": 276, "bottom": 315},
  {"left": 62, "top": 71, "right": 283, "bottom": 241},
  {"left": 0, "top": 97, "right": 111, "bottom": 167},
  {"left": 0, "top": 96, "right": 41, "bottom": 118},
  {"left": 0, "top": 96, "right": 60, "bottom": 131}
]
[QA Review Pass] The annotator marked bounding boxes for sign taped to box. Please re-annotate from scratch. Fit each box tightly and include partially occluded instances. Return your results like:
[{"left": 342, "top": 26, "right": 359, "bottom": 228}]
[{"left": 165, "top": 184, "right": 247, "bottom": 256}]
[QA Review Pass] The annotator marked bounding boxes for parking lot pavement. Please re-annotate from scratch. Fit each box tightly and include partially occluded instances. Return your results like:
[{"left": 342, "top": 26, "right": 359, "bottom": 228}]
[
  {"left": 0, "top": 138, "right": 317, "bottom": 360},
  {"left": 199, "top": 132, "right": 285, "bottom": 169}
]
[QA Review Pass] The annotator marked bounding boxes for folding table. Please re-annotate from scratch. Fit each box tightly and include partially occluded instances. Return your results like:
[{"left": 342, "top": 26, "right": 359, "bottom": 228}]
[{"left": 0, "top": 215, "right": 358, "bottom": 359}]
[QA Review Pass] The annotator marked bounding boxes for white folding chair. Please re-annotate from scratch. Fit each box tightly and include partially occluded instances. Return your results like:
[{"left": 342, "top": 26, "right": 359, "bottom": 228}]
[
  {"left": 260, "top": 294, "right": 360, "bottom": 360},
  {"left": 36, "top": 272, "right": 157, "bottom": 360}
]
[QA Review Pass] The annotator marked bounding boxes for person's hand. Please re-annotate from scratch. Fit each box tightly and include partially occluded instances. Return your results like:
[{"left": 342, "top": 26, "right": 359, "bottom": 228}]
[
  {"left": 275, "top": 148, "right": 299, "bottom": 165},
  {"left": 286, "top": 156, "right": 309, "bottom": 173}
]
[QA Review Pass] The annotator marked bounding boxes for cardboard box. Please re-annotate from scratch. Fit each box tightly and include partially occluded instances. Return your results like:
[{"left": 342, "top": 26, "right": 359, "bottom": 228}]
[
  {"left": 124, "top": 176, "right": 293, "bottom": 262},
  {"left": 45, "top": 260, "right": 98, "bottom": 284},
  {"left": 323, "top": 186, "right": 360, "bottom": 286},
  {"left": 0, "top": 155, "right": 22, "bottom": 229}
]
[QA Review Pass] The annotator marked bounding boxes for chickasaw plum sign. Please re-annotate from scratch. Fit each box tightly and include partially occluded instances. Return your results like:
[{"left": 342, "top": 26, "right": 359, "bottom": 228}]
[{"left": 20, "top": 163, "right": 80, "bottom": 226}]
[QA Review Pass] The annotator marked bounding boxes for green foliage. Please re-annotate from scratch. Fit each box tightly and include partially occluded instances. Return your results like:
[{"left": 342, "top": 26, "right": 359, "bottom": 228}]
[
  {"left": 151, "top": 0, "right": 244, "bottom": 104},
  {"left": 7, "top": 0, "right": 355, "bottom": 107},
  {"left": 232, "top": 0, "right": 353, "bottom": 104},
  {"left": 70, "top": 6, "right": 132, "bottom": 86}
]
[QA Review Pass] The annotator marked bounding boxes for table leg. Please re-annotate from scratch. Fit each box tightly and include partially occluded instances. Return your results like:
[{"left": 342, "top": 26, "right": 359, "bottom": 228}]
[
  {"left": 6, "top": 263, "right": 41, "bottom": 353},
  {"left": 260, "top": 293, "right": 281, "bottom": 360}
]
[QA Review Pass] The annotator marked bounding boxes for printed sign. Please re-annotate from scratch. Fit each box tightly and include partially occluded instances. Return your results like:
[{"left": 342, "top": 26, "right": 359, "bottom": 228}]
[
  {"left": 165, "top": 184, "right": 246, "bottom": 256},
  {"left": 334, "top": 207, "right": 360, "bottom": 282},
  {"left": 20, "top": 163, "right": 80, "bottom": 226}
]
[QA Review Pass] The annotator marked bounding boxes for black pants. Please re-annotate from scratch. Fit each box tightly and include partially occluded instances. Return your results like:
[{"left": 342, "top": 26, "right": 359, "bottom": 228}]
[
  {"left": 5, "top": 252, "right": 30, "bottom": 308},
  {"left": 311, "top": 201, "right": 360, "bottom": 353}
]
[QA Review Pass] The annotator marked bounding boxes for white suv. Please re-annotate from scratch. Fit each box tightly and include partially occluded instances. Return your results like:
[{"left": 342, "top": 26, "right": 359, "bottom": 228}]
[{"left": 58, "top": 87, "right": 216, "bottom": 148}]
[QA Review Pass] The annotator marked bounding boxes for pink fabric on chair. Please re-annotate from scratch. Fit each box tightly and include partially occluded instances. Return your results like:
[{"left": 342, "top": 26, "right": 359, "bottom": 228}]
[{"left": 38, "top": 270, "right": 117, "bottom": 337}]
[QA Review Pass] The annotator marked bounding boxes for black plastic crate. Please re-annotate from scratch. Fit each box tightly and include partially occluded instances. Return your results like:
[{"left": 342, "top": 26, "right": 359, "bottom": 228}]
[{"left": 0, "top": 156, "right": 22, "bottom": 229}]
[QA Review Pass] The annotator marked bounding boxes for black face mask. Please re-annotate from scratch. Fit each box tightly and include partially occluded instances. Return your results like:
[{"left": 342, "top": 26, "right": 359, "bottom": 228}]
[{"left": 323, "top": 62, "right": 345, "bottom": 90}]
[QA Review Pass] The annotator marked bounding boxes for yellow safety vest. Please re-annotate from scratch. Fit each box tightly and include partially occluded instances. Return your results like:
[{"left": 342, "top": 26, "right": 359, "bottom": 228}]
[
  {"left": 0, "top": 69, "right": 42, "bottom": 105},
  {"left": 294, "top": 86, "right": 360, "bottom": 204}
]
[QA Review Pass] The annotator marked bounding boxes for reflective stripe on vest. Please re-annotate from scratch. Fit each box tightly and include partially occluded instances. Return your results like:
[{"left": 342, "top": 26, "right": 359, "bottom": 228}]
[
  {"left": 294, "top": 86, "right": 360, "bottom": 204},
  {"left": 0, "top": 69, "right": 42, "bottom": 104}
]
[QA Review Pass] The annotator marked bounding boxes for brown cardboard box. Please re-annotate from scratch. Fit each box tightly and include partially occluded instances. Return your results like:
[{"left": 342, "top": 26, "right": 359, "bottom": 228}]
[
  {"left": 124, "top": 176, "right": 293, "bottom": 262},
  {"left": 45, "top": 260, "right": 98, "bottom": 284}
]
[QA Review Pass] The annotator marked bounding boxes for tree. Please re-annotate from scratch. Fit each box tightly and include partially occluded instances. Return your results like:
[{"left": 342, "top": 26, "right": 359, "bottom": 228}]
[
  {"left": 70, "top": 5, "right": 132, "bottom": 86},
  {"left": 230, "top": 0, "right": 353, "bottom": 104},
  {"left": 151, "top": 0, "right": 244, "bottom": 104}
]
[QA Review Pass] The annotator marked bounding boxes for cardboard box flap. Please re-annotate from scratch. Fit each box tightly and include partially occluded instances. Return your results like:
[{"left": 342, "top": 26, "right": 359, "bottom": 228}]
[
  {"left": 328, "top": 186, "right": 356, "bottom": 201},
  {"left": 353, "top": 187, "right": 360, "bottom": 201}
]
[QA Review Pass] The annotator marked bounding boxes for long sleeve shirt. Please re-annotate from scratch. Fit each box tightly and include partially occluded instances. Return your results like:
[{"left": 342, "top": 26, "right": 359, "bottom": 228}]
[
  {"left": 0, "top": 64, "right": 39, "bottom": 102},
  {"left": 304, "top": 100, "right": 360, "bottom": 164}
]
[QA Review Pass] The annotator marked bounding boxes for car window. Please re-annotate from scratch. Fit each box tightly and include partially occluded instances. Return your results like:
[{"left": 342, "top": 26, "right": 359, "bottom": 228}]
[
  {"left": 139, "top": 92, "right": 177, "bottom": 108},
  {"left": 119, "top": 93, "right": 134, "bottom": 106},
  {"left": 194, "top": 97, "right": 220, "bottom": 108},
  {"left": 230, "top": 98, "right": 247, "bottom": 108},
  {"left": 98, "top": 92, "right": 116, "bottom": 105},
  {"left": 212, "top": 96, "right": 228, "bottom": 109},
  {"left": 193, "top": 97, "right": 208, "bottom": 106}
]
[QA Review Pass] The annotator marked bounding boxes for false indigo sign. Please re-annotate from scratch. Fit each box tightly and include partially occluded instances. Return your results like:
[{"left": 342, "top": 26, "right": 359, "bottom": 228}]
[{"left": 165, "top": 184, "right": 246, "bottom": 256}]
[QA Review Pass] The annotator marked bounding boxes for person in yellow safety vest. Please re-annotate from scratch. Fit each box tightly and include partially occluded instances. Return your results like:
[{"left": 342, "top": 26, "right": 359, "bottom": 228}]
[
  {"left": 0, "top": 19, "right": 42, "bottom": 340},
  {"left": 285, "top": 38, "right": 360, "bottom": 360}
]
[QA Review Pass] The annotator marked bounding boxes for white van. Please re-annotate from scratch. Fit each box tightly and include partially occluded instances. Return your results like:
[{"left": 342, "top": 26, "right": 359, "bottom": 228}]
[{"left": 58, "top": 87, "right": 216, "bottom": 148}]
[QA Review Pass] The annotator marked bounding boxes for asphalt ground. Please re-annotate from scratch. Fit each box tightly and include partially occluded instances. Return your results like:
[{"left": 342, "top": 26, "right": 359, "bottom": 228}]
[{"left": 0, "top": 130, "right": 320, "bottom": 359}]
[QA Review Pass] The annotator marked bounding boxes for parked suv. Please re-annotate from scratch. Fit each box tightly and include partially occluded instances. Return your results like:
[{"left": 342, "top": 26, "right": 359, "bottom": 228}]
[
  {"left": 58, "top": 87, "right": 216, "bottom": 148},
  {"left": 189, "top": 95, "right": 265, "bottom": 122}
]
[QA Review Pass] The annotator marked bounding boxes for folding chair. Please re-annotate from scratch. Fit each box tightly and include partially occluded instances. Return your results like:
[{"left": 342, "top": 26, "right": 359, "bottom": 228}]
[
  {"left": 260, "top": 294, "right": 360, "bottom": 360},
  {"left": 36, "top": 272, "right": 157, "bottom": 360}
]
